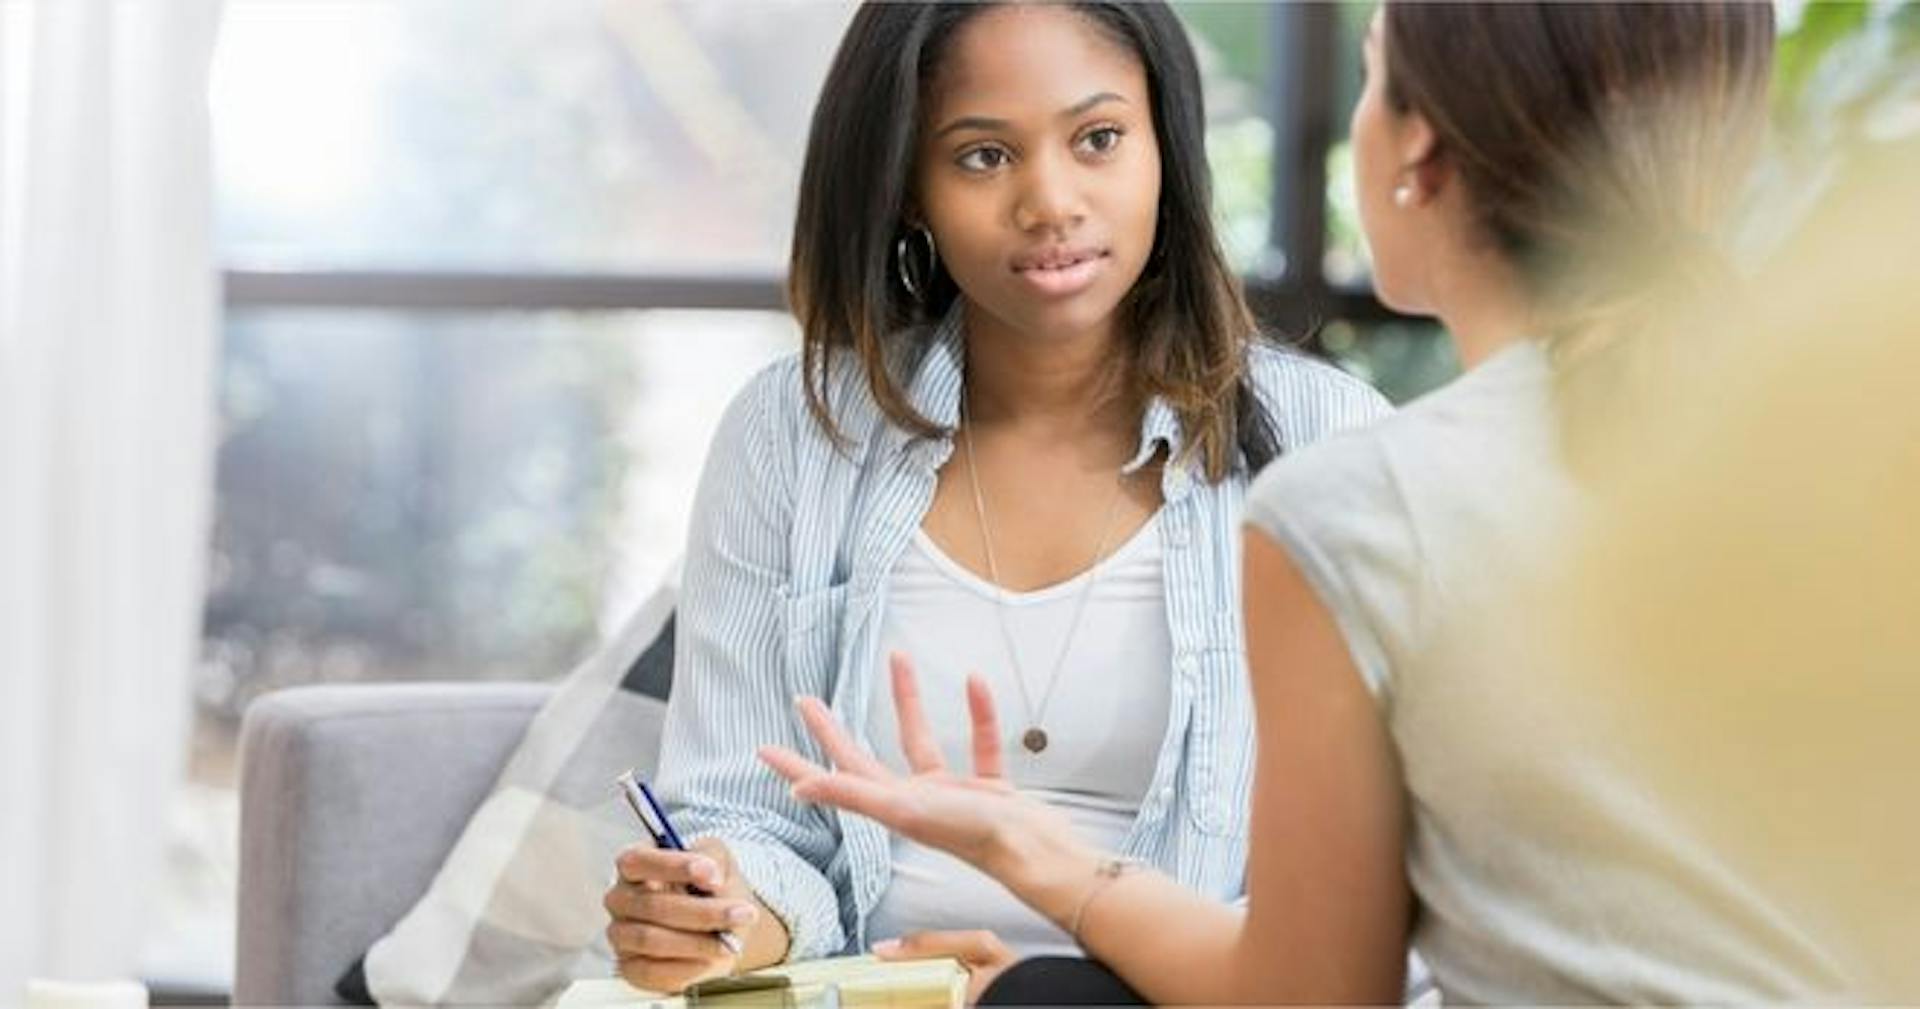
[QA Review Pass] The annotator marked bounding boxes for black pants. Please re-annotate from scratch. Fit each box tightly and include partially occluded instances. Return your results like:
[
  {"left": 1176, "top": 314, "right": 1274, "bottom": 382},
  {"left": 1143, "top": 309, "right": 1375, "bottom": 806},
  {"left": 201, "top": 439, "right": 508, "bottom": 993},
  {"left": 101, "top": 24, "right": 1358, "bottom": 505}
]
[{"left": 979, "top": 957, "right": 1148, "bottom": 1006}]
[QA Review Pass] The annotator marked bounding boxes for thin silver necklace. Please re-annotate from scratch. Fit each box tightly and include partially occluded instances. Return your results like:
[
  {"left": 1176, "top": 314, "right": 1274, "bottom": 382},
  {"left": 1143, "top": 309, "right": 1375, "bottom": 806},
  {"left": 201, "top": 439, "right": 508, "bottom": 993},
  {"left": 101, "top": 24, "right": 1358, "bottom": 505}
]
[{"left": 959, "top": 392, "right": 1130, "bottom": 755}]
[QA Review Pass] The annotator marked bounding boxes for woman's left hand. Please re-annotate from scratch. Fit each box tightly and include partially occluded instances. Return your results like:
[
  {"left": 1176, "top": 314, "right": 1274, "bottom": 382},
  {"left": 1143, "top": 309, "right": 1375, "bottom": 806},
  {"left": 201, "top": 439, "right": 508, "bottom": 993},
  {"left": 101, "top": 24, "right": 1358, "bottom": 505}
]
[
  {"left": 872, "top": 929, "right": 1017, "bottom": 1006},
  {"left": 758, "top": 652, "right": 1089, "bottom": 880}
]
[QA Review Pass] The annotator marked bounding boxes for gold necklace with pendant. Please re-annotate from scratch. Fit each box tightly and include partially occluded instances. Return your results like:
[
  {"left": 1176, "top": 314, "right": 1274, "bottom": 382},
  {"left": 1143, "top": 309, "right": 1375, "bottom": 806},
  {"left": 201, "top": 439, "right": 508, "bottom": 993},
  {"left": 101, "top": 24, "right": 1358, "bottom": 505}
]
[{"left": 960, "top": 394, "right": 1130, "bottom": 755}]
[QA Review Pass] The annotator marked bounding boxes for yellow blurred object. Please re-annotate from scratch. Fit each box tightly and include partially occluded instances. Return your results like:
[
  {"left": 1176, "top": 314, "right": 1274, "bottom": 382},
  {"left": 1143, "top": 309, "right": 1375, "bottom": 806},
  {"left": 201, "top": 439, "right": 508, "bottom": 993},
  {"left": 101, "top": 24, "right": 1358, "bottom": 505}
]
[{"left": 1548, "top": 139, "right": 1920, "bottom": 997}]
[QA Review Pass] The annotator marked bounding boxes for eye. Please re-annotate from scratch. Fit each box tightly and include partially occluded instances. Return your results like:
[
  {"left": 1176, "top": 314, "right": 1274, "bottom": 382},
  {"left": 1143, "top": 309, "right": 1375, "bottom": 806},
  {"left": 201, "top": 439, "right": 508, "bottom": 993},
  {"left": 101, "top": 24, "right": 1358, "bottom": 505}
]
[
  {"left": 1075, "top": 125, "right": 1125, "bottom": 157},
  {"left": 956, "top": 145, "right": 1012, "bottom": 173}
]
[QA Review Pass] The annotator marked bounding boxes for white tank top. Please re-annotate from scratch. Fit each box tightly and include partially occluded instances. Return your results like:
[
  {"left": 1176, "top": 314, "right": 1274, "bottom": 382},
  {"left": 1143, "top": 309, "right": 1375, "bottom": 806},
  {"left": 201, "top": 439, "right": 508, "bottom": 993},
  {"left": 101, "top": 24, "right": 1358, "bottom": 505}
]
[{"left": 864, "top": 514, "right": 1172, "bottom": 956}]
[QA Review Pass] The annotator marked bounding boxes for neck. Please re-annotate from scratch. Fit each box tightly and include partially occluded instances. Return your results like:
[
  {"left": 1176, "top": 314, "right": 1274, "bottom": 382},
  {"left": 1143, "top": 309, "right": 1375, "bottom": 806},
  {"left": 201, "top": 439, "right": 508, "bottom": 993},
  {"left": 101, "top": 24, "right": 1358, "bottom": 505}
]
[
  {"left": 1430, "top": 247, "right": 1535, "bottom": 370},
  {"left": 960, "top": 301, "right": 1135, "bottom": 434}
]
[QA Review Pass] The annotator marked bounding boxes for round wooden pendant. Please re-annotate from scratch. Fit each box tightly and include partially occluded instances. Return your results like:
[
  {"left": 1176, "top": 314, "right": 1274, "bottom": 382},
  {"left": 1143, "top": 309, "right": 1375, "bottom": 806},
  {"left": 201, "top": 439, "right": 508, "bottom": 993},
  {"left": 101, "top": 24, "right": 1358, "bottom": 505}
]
[{"left": 1021, "top": 727, "right": 1049, "bottom": 754}]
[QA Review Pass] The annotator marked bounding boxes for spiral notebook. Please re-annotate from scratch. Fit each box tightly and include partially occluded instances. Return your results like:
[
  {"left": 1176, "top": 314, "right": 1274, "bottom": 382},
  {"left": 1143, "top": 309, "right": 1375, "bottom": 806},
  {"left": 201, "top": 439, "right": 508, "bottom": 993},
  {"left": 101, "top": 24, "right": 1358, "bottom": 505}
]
[{"left": 555, "top": 955, "right": 967, "bottom": 1009}]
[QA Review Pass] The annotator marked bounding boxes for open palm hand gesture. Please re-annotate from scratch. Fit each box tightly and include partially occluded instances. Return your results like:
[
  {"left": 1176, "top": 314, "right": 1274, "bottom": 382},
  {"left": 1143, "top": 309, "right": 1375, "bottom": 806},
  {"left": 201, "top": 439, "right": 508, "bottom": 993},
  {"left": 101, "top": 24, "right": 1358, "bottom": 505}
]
[{"left": 758, "top": 652, "right": 1082, "bottom": 874}]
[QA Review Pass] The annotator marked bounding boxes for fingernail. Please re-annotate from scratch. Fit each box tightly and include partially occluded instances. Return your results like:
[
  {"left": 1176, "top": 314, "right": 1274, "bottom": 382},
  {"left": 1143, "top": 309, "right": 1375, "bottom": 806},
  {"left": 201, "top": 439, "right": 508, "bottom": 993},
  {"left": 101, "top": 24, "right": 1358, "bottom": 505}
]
[
  {"left": 727, "top": 904, "right": 758, "bottom": 926},
  {"left": 690, "top": 857, "right": 718, "bottom": 883},
  {"left": 870, "top": 939, "right": 901, "bottom": 955}
]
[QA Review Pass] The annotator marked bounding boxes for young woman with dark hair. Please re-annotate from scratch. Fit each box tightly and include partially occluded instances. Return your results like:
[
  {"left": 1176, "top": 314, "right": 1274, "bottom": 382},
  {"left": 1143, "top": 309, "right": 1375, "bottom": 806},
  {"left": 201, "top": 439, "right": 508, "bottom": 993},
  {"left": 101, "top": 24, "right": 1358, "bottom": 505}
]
[
  {"left": 600, "top": 2, "right": 1386, "bottom": 999},
  {"left": 762, "top": 3, "right": 1855, "bottom": 1004}
]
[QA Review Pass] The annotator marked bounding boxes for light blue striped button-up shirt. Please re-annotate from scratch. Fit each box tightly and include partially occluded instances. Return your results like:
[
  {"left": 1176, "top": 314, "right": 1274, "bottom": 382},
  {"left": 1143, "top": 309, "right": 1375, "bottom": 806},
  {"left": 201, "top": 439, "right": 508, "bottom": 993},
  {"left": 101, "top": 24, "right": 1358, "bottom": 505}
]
[{"left": 656, "top": 309, "right": 1390, "bottom": 960}]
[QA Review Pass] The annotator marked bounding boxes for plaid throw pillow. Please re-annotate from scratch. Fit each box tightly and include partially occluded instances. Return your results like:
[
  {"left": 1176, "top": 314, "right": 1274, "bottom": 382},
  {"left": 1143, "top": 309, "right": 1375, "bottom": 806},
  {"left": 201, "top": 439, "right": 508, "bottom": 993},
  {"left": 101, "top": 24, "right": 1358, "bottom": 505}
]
[{"left": 350, "top": 569, "right": 678, "bottom": 1006}]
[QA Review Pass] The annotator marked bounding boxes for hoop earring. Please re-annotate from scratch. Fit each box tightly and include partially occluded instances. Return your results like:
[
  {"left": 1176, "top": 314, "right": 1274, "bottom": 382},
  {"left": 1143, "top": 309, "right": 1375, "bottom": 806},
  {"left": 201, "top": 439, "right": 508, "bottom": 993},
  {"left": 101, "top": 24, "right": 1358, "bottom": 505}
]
[{"left": 895, "top": 225, "right": 937, "bottom": 301}]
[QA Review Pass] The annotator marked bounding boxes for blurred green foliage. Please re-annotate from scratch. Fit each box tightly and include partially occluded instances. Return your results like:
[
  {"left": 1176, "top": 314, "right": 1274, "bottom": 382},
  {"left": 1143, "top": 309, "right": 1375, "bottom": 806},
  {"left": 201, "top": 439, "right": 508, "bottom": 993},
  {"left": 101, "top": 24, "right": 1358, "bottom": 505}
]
[{"left": 1773, "top": 0, "right": 1918, "bottom": 146}]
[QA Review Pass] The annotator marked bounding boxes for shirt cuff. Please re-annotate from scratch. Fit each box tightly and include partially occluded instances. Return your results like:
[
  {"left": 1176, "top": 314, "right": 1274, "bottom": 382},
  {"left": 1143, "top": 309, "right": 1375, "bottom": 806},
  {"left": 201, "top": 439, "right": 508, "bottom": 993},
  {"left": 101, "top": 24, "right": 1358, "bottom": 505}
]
[{"left": 725, "top": 835, "right": 847, "bottom": 962}]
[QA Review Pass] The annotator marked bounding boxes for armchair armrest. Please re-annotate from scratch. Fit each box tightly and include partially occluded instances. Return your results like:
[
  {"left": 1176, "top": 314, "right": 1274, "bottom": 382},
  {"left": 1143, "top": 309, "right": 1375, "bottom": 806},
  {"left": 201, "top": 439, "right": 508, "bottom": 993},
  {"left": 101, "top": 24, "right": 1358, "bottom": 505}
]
[{"left": 234, "top": 681, "right": 552, "bottom": 1006}]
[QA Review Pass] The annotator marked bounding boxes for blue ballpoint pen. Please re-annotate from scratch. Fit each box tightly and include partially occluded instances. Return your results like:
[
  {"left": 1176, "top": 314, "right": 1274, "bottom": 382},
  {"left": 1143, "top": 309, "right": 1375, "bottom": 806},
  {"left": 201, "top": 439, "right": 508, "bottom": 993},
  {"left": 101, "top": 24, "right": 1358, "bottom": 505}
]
[{"left": 615, "top": 769, "right": 746, "bottom": 958}]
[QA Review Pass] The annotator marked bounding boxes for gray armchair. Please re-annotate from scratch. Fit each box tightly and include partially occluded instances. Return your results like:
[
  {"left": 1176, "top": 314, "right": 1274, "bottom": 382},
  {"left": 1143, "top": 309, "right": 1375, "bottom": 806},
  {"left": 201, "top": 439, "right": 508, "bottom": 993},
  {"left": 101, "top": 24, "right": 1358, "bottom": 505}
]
[{"left": 234, "top": 682, "right": 555, "bottom": 1006}]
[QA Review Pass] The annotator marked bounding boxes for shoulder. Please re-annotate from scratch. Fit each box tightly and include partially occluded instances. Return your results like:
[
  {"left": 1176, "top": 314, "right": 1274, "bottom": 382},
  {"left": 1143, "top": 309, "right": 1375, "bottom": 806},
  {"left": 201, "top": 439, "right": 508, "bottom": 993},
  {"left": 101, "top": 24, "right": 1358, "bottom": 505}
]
[
  {"left": 1245, "top": 355, "right": 1478, "bottom": 529},
  {"left": 1245, "top": 344, "right": 1556, "bottom": 578},
  {"left": 1261, "top": 339, "right": 1553, "bottom": 502},
  {"left": 728, "top": 351, "right": 807, "bottom": 422},
  {"left": 1245, "top": 419, "right": 1404, "bottom": 553},
  {"left": 1241, "top": 381, "right": 1421, "bottom": 704},
  {"left": 716, "top": 346, "right": 890, "bottom": 454},
  {"left": 1245, "top": 339, "right": 1374, "bottom": 399},
  {"left": 1245, "top": 340, "right": 1393, "bottom": 450},
  {"left": 1241, "top": 353, "right": 1446, "bottom": 619}
]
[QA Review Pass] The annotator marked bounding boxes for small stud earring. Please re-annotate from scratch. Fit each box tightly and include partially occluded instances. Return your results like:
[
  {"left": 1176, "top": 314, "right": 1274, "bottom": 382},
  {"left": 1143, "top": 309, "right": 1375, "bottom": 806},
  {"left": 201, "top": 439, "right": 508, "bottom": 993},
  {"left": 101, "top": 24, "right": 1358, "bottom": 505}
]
[{"left": 1392, "top": 184, "right": 1416, "bottom": 208}]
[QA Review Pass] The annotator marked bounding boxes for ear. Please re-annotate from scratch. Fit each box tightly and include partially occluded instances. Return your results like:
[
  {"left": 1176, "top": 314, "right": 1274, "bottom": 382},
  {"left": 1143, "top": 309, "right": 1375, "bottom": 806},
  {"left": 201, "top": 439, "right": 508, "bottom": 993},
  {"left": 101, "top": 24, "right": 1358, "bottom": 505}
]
[
  {"left": 1397, "top": 110, "right": 1451, "bottom": 202},
  {"left": 1396, "top": 107, "right": 1438, "bottom": 165}
]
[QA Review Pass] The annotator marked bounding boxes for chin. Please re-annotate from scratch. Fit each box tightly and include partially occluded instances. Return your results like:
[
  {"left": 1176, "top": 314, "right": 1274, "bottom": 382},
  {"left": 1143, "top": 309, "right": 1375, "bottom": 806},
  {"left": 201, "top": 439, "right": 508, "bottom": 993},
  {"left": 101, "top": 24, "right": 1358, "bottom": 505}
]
[
  {"left": 1010, "top": 294, "right": 1127, "bottom": 341},
  {"left": 963, "top": 273, "right": 1121, "bottom": 338}
]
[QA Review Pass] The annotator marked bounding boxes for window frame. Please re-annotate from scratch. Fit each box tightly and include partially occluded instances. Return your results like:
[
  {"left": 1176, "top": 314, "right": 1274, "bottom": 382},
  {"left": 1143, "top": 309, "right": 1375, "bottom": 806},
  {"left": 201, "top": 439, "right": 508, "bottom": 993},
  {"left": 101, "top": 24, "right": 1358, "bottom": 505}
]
[{"left": 220, "top": 5, "right": 1399, "bottom": 335}]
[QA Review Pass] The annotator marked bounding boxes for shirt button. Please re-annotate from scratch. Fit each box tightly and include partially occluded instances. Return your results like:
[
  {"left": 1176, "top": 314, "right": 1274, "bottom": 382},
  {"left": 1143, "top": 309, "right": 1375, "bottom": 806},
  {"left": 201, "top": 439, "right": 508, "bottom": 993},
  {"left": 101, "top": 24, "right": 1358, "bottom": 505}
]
[
  {"left": 1159, "top": 786, "right": 1176, "bottom": 803},
  {"left": 1177, "top": 655, "right": 1198, "bottom": 676}
]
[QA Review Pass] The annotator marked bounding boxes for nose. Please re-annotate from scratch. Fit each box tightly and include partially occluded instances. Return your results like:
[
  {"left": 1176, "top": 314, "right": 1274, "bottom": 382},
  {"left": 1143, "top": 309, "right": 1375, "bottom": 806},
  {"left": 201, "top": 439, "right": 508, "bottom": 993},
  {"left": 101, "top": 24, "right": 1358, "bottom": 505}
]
[{"left": 1011, "top": 149, "right": 1086, "bottom": 236}]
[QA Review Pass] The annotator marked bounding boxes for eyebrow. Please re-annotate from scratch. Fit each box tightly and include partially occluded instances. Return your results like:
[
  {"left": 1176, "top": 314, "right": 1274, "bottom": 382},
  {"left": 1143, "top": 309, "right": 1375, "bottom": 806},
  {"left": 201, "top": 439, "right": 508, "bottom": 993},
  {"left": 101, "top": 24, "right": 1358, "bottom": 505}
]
[{"left": 931, "top": 91, "right": 1129, "bottom": 140}]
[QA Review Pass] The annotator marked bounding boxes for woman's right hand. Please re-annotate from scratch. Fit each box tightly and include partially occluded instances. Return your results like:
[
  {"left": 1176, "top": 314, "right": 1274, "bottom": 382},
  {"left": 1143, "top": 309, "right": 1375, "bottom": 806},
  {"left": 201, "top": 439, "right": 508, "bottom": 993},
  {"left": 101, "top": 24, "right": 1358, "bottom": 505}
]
[{"left": 603, "top": 837, "right": 775, "bottom": 993}]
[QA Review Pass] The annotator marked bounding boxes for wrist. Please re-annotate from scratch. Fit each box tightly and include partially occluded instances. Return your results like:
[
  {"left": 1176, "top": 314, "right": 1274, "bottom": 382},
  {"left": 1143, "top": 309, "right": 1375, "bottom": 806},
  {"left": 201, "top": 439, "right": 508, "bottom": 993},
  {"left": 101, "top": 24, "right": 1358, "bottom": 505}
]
[
  {"left": 740, "top": 894, "right": 791, "bottom": 970},
  {"left": 1063, "top": 855, "right": 1145, "bottom": 944},
  {"left": 987, "top": 818, "right": 1106, "bottom": 929}
]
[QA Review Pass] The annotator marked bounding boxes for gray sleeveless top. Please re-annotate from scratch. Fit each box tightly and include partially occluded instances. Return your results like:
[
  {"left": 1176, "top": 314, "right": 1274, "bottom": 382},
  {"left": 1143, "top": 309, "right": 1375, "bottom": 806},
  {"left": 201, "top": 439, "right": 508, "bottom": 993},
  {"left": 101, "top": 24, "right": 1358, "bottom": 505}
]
[{"left": 1244, "top": 341, "right": 1848, "bottom": 1003}]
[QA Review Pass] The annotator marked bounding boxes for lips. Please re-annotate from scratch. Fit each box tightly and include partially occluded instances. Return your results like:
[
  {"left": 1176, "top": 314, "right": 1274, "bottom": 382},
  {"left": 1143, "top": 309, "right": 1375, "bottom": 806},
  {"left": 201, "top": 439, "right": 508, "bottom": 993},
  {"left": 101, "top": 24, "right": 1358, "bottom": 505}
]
[
  {"left": 1011, "top": 245, "right": 1107, "bottom": 273},
  {"left": 1010, "top": 245, "right": 1111, "bottom": 298}
]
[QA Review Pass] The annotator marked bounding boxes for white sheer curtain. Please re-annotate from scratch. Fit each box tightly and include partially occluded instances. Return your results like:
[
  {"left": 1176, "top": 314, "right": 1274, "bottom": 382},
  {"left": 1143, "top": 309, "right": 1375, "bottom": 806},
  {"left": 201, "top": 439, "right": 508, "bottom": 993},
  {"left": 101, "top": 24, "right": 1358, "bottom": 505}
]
[{"left": 0, "top": 0, "right": 224, "bottom": 998}]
